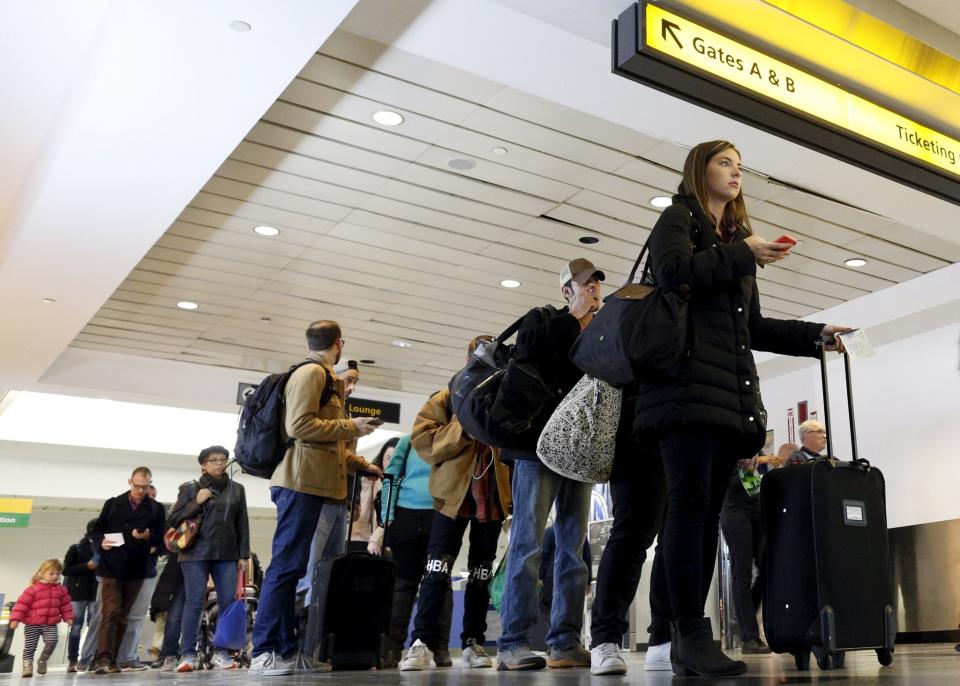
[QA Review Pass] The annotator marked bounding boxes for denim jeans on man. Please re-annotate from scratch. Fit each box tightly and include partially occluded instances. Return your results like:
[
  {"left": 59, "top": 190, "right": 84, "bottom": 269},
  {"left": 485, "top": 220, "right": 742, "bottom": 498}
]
[
  {"left": 179, "top": 560, "right": 238, "bottom": 658},
  {"left": 295, "top": 500, "right": 348, "bottom": 604},
  {"left": 252, "top": 487, "right": 327, "bottom": 659},
  {"left": 117, "top": 575, "right": 159, "bottom": 664},
  {"left": 69, "top": 600, "right": 96, "bottom": 661},
  {"left": 79, "top": 583, "right": 102, "bottom": 666},
  {"left": 497, "top": 459, "right": 591, "bottom": 652},
  {"left": 159, "top": 585, "right": 185, "bottom": 659}
]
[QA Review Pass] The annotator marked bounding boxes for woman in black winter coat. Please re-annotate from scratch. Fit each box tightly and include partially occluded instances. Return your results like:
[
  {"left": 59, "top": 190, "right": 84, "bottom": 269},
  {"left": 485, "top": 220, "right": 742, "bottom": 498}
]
[
  {"left": 636, "top": 140, "right": 849, "bottom": 677},
  {"left": 168, "top": 446, "right": 249, "bottom": 671}
]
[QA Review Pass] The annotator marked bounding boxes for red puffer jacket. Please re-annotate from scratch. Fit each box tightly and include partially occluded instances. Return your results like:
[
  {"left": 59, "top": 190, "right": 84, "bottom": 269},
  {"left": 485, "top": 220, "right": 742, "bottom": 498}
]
[{"left": 11, "top": 582, "right": 73, "bottom": 625}]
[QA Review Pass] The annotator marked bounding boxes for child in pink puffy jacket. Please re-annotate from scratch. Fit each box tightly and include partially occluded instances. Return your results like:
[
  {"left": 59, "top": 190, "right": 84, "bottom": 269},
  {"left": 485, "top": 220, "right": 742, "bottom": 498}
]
[{"left": 9, "top": 559, "right": 74, "bottom": 678}]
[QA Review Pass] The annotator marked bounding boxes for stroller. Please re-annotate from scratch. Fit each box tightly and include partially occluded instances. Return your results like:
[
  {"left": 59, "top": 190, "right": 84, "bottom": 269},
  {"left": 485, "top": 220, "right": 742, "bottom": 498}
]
[{"left": 196, "top": 579, "right": 258, "bottom": 669}]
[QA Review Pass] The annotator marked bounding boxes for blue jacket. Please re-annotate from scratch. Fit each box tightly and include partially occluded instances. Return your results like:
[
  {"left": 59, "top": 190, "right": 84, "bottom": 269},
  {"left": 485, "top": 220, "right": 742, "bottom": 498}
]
[{"left": 381, "top": 434, "right": 433, "bottom": 522}]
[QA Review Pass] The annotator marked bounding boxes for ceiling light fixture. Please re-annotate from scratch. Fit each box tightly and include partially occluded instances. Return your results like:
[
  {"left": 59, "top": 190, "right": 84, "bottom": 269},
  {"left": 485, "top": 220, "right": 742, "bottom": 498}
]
[
  {"left": 229, "top": 20, "right": 252, "bottom": 32},
  {"left": 844, "top": 258, "right": 867, "bottom": 267},
  {"left": 447, "top": 158, "right": 477, "bottom": 171},
  {"left": 260, "top": 316, "right": 272, "bottom": 323},
  {"left": 372, "top": 110, "right": 404, "bottom": 126},
  {"left": 391, "top": 340, "right": 413, "bottom": 348},
  {"left": 254, "top": 225, "right": 279, "bottom": 237},
  {"left": 650, "top": 196, "right": 672, "bottom": 208},
  {"left": 500, "top": 279, "right": 522, "bottom": 288},
  {"left": 177, "top": 301, "right": 199, "bottom": 311},
  {"left": 491, "top": 146, "right": 508, "bottom": 156},
  {"left": 359, "top": 359, "right": 376, "bottom": 365},
  {"left": 578, "top": 236, "right": 600, "bottom": 245},
  {"left": 41, "top": 298, "right": 56, "bottom": 304}
]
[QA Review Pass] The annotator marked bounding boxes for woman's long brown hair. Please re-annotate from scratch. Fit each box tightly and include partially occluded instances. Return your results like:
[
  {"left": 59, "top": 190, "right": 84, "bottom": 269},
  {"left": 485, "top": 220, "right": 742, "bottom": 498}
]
[{"left": 678, "top": 140, "right": 753, "bottom": 235}]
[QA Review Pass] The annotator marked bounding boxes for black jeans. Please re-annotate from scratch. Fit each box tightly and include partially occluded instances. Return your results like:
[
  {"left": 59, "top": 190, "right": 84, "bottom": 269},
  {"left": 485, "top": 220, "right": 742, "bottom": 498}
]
[
  {"left": 413, "top": 514, "right": 501, "bottom": 649},
  {"left": 720, "top": 502, "right": 765, "bottom": 641},
  {"left": 590, "top": 438, "right": 668, "bottom": 647},
  {"left": 653, "top": 428, "right": 742, "bottom": 621},
  {"left": 383, "top": 507, "right": 452, "bottom": 652}
]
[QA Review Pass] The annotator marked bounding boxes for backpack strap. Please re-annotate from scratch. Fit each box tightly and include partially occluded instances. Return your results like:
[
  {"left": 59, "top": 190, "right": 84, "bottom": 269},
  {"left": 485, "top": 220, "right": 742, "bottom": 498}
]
[
  {"left": 388, "top": 439, "right": 414, "bottom": 518},
  {"left": 287, "top": 360, "right": 338, "bottom": 408}
]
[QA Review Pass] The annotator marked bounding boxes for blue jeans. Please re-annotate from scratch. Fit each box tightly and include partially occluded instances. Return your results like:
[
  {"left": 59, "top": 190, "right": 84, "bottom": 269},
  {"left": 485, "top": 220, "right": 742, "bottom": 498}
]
[
  {"left": 79, "top": 583, "right": 102, "bottom": 666},
  {"left": 179, "top": 560, "right": 238, "bottom": 658},
  {"left": 69, "top": 600, "right": 95, "bottom": 661},
  {"left": 498, "top": 460, "right": 591, "bottom": 652},
  {"left": 252, "top": 487, "right": 327, "bottom": 658},
  {"left": 160, "top": 585, "right": 185, "bottom": 659},
  {"left": 295, "top": 501, "right": 348, "bottom": 604}
]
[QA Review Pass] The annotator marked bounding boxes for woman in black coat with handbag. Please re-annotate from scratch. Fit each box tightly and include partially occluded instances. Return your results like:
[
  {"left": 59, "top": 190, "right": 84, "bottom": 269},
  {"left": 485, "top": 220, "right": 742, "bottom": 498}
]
[
  {"left": 634, "top": 140, "right": 849, "bottom": 677},
  {"left": 168, "top": 446, "right": 249, "bottom": 672}
]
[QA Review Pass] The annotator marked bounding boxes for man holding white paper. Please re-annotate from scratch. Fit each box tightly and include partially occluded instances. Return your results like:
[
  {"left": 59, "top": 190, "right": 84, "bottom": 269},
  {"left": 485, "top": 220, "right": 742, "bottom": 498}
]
[{"left": 89, "top": 467, "right": 165, "bottom": 674}]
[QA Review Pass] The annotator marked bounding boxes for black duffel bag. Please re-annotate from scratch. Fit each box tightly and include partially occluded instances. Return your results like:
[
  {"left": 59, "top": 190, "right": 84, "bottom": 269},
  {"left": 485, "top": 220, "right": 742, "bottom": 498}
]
[
  {"left": 570, "top": 227, "right": 693, "bottom": 386},
  {"left": 450, "top": 309, "right": 559, "bottom": 449}
]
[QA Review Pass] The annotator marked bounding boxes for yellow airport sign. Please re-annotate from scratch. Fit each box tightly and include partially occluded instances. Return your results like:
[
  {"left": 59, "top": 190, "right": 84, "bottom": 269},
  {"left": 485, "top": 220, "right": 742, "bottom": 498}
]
[
  {"left": 0, "top": 497, "right": 33, "bottom": 528},
  {"left": 643, "top": 3, "right": 960, "bottom": 179}
]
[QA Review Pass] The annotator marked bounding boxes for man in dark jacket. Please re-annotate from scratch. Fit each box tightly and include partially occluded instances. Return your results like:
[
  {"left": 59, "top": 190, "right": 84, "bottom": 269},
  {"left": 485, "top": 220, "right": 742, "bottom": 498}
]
[
  {"left": 90, "top": 466, "right": 165, "bottom": 674},
  {"left": 496, "top": 258, "right": 603, "bottom": 671},
  {"left": 63, "top": 519, "right": 99, "bottom": 672}
]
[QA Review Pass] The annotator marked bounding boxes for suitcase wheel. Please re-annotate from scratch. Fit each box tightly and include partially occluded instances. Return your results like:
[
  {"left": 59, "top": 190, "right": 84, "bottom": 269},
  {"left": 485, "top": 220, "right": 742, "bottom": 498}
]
[
  {"left": 793, "top": 651, "right": 810, "bottom": 671},
  {"left": 815, "top": 651, "right": 837, "bottom": 670},
  {"left": 832, "top": 651, "right": 845, "bottom": 668},
  {"left": 876, "top": 648, "right": 893, "bottom": 666}
]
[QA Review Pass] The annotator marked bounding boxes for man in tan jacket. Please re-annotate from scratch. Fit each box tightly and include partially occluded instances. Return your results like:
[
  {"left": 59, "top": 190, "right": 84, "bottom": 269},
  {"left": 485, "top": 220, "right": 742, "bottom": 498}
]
[
  {"left": 399, "top": 336, "right": 512, "bottom": 672},
  {"left": 251, "top": 320, "right": 381, "bottom": 676}
]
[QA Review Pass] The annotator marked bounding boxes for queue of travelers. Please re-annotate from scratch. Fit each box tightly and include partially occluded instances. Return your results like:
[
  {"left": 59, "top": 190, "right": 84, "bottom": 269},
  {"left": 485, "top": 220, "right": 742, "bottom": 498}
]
[{"left": 8, "top": 139, "right": 850, "bottom": 679}]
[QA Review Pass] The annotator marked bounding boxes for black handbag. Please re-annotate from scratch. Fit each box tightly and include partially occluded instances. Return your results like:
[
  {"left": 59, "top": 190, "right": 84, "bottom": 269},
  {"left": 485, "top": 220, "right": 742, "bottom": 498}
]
[
  {"left": 570, "top": 225, "right": 694, "bottom": 386},
  {"left": 450, "top": 310, "right": 558, "bottom": 449}
]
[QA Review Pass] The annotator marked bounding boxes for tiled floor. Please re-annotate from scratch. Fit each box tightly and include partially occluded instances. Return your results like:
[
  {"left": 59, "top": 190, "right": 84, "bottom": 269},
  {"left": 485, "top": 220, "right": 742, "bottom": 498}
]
[{"left": 2, "top": 645, "right": 959, "bottom": 685}]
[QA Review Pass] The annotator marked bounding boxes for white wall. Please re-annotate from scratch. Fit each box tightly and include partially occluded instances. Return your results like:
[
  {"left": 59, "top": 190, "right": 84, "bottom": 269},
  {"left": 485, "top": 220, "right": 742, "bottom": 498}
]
[{"left": 760, "top": 322, "right": 960, "bottom": 529}]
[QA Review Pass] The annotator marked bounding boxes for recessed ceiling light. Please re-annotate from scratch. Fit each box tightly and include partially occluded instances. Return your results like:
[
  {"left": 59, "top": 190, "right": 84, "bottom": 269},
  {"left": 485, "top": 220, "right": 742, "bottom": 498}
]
[
  {"left": 500, "top": 279, "right": 522, "bottom": 288},
  {"left": 229, "top": 20, "right": 252, "bottom": 32},
  {"left": 447, "top": 158, "right": 477, "bottom": 171},
  {"left": 391, "top": 340, "right": 413, "bottom": 348},
  {"left": 177, "top": 301, "right": 199, "bottom": 311},
  {"left": 260, "top": 316, "right": 272, "bottom": 323},
  {"left": 650, "top": 196, "right": 673, "bottom": 208},
  {"left": 491, "top": 146, "right": 508, "bottom": 156},
  {"left": 372, "top": 110, "right": 404, "bottom": 126},
  {"left": 359, "top": 359, "right": 376, "bottom": 365},
  {"left": 844, "top": 258, "right": 867, "bottom": 267},
  {"left": 578, "top": 236, "right": 600, "bottom": 245},
  {"left": 41, "top": 298, "right": 56, "bottom": 304},
  {"left": 254, "top": 225, "right": 279, "bottom": 237}
]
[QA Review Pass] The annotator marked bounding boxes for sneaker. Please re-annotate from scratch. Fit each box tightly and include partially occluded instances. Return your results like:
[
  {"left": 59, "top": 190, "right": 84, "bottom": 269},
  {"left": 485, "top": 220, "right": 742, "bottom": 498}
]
[
  {"left": 591, "top": 643, "right": 627, "bottom": 676},
  {"left": 399, "top": 639, "right": 433, "bottom": 671},
  {"left": 741, "top": 639, "right": 771, "bottom": 654},
  {"left": 547, "top": 644, "right": 591, "bottom": 668},
  {"left": 93, "top": 662, "right": 112, "bottom": 675},
  {"left": 158, "top": 657, "right": 178, "bottom": 672},
  {"left": 264, "top": 653, "right": 296, "bottom": 677},
  {"left": 210, "top": 653, "right": 238, "bottom": 670},
  {"left": 175, "top": 657, "right": 199, "bottom": 672},
  {"left": 462, "top": 639, "right": 492, "bottom": 668},
  {"left": 67, "top": 660, "right": 78, "bottom": 673},
  {"left": 249, "top": 652, "right": 274, "bottom": 674},
  {"left": 120, "top": 661, "right": 150, "bottom": 672},
  {"left": 496, "top": 646, "right": 546, "bottom": 671},
  {"left": 433, "top": 647, "right": 452, "bottom": 668},
  {"left": 645, "top": 641, "right": 672, "bottom": 671}
]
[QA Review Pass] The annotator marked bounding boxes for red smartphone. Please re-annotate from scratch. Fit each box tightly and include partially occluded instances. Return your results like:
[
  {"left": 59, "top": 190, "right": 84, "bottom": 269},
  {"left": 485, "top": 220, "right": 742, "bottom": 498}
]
[{"left": 774, "top": 234, "right": 798, "bottom": 246}]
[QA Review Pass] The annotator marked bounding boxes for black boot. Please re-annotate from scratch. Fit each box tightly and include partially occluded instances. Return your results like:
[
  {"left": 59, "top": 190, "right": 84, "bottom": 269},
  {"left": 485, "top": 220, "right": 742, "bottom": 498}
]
[
  {"left": 670, "top": 618, "right": 747, "bottom": 676},
  {"left": 387, "top": 585, "right": 417, "bottom": 667}
]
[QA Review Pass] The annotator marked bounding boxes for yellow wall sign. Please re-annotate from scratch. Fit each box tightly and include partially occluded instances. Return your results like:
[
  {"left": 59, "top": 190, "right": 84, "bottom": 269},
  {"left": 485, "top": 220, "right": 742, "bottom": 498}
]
[
  {"left": 0, "top": 497, "right": 33, "bottom": 528},
  {"left": 644, "top": 3, "right": 960, "bottom": 179}
]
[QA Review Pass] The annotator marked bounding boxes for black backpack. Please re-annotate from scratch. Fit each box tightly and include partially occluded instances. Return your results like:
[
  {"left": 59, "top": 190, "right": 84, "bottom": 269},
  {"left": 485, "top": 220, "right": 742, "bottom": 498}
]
[
  {"left": 449, "top": 309, "right": 559, "bottom": 450},
  {"left": 234, "top": 360, "right": 335, "bottom": 479}
]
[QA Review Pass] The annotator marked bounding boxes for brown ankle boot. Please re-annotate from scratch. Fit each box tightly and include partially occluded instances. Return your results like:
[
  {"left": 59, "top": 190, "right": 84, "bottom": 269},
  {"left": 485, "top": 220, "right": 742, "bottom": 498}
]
[
  {"left": 22, "top": 661, "right": 34, "bottom": 678},
  {"left": 37, "top": 650, "right": 53, "bottom": 675}
]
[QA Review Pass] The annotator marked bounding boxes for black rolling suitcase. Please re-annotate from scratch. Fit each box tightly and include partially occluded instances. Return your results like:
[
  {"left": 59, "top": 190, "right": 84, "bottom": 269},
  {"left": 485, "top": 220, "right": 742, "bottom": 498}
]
[
  {"left": 761, "top": 345, "right": 895, "bottom": 671},
  {"left": 302, "top": 472, "right": 396, "bottom": 670}
]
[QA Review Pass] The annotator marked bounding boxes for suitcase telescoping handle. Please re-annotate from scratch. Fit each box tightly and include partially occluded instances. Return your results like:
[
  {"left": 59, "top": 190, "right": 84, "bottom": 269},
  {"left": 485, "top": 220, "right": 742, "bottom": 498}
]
[
  {"left": 818, "top": 341, "right": 863, "bottom": 465},
  {"left": 346, "top": 471, "right": 395, "bottom": 546}
]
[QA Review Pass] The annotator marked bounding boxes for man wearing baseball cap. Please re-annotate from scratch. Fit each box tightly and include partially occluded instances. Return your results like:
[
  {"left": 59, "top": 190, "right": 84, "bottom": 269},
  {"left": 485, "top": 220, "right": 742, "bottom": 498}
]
[{"left": 496, "top": 258, "right": 603, "bottom": 671}]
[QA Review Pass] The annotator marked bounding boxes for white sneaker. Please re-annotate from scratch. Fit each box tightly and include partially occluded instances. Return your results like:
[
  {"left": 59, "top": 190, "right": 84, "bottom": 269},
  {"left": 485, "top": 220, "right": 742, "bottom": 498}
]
[
  {"left": 399, "top": 639, "right": 433, "bottom": 671},
  {"left": 462, "top": 639, "right": 492, "bottom": 668},
  {"left": 590, "top": 643, "right": 627, "bottom": 676},
  {"left": 644, "top": 642, "right": 672, "bottom": 671},
  {"left": 249, "top": 652, "right": 274, "bottom": 673},
  {"left": 210, "top": 652, "right": 238, "bottom": 670},
  {"left": 264, "top": 653, "right": 296, "bottom": 676},
  {"left": 158, "top": 657, "right": 178, "bottom": 672}
]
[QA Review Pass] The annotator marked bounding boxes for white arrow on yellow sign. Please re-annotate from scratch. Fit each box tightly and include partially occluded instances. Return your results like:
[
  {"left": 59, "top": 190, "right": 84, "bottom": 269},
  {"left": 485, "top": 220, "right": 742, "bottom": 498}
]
[{"left": 644, "top": 2, "right": 960, "bottom": 179}]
